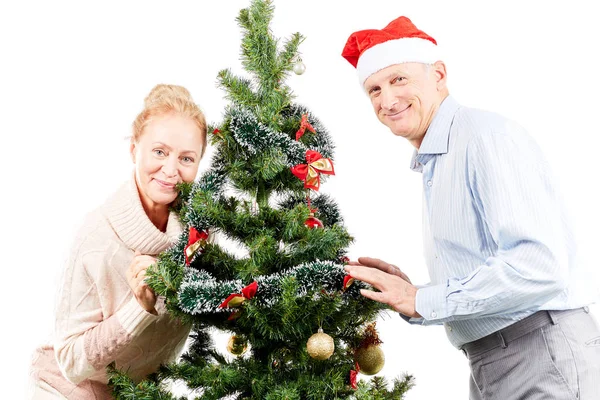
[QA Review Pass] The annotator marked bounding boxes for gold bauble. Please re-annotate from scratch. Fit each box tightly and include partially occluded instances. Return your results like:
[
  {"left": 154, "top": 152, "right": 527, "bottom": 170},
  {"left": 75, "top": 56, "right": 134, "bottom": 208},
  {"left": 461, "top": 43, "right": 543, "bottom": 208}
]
[
  {"left": 227, "top": 335, "right": 248, "bottom": 356},
  {"left": 306, "top": 328, "right": 334, "bottom": 360},
  {"left": 355, "top": 344, "right": 385, "bottom": 375}
]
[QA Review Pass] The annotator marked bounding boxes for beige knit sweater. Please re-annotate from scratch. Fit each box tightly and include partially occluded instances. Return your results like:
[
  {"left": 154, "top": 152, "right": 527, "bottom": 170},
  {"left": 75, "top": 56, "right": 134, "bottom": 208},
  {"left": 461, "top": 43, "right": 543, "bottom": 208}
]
[{"left": 31, "top": 175, "right": 191, "bottom": 399}]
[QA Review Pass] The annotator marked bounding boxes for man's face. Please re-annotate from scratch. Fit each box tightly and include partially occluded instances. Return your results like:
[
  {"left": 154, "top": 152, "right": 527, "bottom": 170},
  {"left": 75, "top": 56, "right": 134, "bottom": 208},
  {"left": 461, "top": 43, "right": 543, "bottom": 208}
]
[{"left": 363, "top": 62, "right": 445, "bottom": 147}]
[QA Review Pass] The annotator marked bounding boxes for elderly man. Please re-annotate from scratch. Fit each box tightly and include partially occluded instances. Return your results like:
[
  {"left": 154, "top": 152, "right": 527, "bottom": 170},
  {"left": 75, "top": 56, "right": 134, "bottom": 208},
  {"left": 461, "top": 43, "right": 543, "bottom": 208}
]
[{"left": 342, "top": 16, "right": 600, "bottom": 400}]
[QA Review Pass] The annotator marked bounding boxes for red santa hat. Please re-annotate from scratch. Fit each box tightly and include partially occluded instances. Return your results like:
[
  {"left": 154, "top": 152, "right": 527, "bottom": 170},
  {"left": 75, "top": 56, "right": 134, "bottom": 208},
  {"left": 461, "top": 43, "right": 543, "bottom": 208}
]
[{"left": 342, "top": 16, "right": 440, "bottom": 86}]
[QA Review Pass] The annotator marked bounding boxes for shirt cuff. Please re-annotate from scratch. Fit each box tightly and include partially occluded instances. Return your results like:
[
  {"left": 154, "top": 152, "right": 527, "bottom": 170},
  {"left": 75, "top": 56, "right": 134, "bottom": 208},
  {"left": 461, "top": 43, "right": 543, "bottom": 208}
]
[
  {"left": 415, "top": 283, "right": 449, "bottom": 323},
  {"left": 399, "top": 313, "right": 425, "bottom": 325},
  {"left": 116, "top": 296, "right": 157, "bottom": 336}
]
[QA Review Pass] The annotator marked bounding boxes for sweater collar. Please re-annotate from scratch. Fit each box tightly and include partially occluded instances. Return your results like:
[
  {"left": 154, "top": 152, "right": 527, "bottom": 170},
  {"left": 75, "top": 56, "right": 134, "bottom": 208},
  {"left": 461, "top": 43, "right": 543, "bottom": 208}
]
[{"left": 103, "top": 172, "right": 183, "bottom": 255}]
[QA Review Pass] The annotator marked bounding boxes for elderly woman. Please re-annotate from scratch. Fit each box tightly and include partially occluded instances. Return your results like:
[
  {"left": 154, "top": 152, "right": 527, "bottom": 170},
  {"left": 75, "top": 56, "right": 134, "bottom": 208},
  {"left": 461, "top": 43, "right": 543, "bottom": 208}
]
[{"left": 30, "top": 84, "right": 208, "bottom": 399}]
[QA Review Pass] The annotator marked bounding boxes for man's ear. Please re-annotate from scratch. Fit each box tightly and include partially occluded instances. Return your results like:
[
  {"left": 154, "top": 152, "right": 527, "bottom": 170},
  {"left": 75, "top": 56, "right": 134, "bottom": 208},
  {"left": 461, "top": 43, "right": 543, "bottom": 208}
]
[{"left": 433, "top": 61, "right": 447, "bottom": 91}]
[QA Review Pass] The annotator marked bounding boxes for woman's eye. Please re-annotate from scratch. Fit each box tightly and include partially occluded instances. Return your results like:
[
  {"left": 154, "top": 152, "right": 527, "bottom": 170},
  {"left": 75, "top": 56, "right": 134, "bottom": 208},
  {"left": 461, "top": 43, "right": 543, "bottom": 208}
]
[
  {"left": 153, "top": 149, "right": 165, "bottom": 156},
  {"left": 182, "top": 156, "right": 194, "bottom": 164}
]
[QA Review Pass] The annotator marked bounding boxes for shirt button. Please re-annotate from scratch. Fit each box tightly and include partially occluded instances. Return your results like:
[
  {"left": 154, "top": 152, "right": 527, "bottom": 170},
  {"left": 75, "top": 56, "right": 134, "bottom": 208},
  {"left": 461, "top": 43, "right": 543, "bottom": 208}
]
[
  {"left": 447, "top": 325, "right": 452, "bottom": 331},
  {"left": 427, "top": 180, "right": 433, "bottom": 187},
  {"left": 431, "top": 311, "right": 437, "bottom": 318},
  {"left": 584, "top": 306, "right": 590, "bottom": 313}
]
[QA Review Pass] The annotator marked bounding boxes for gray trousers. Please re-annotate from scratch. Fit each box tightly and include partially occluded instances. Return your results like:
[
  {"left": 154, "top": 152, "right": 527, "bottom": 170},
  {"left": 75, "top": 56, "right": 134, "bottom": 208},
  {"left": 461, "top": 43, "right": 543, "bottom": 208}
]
[{"left": 462, "top": 307, "right": 600, "bottom": 400}]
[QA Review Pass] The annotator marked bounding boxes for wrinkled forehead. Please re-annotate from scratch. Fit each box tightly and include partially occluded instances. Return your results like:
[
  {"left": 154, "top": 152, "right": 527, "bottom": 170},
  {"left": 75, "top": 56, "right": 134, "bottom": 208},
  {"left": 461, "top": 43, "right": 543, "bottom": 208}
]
[{"left": 363, "top": 62, "right": 428, "bottom": 90}]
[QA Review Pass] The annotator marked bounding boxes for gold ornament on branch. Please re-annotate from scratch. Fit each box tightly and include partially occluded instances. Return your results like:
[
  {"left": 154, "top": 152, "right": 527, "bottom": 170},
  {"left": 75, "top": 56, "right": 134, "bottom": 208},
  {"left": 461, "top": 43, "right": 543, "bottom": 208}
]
[
  {"left": 306, "top": 328, "right": 334, "bottom": 360},
  {"left": 355, "top": 344, "right": 385, "bottom": 375},
  {"left": 354, "top": 322, "right": 385, "bottom": 375},
  {"left": 227, "top": 335, "right": 248, "bottom": 356}
]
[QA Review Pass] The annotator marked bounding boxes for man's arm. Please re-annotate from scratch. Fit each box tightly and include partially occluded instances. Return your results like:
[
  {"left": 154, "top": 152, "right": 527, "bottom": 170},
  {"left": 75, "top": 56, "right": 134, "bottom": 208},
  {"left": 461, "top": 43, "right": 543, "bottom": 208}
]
[{"left": 415, "top": 127, "right": 570, "bottom": 324}]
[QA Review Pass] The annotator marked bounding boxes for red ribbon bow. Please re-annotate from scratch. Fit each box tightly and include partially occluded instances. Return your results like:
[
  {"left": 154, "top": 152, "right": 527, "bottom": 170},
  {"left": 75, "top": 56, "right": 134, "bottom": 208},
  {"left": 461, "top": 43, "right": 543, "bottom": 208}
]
[
  {"left": 343, "top": 275, "right": 355, "bottom": 291},
  {"left": 290, "top": 150, "right": 335, "bottom": 191},
  {"left": 219, "top": 281, "right": 258, "bottom": 308},
  {"left": 350, "top": 363, "right": 360, "bottom": 389},
  {"left": 295, "top": 113, "right": 316, "bottom": 141},
  {"left": 185, "top": 227, "right": 209, "bottom": 265}
]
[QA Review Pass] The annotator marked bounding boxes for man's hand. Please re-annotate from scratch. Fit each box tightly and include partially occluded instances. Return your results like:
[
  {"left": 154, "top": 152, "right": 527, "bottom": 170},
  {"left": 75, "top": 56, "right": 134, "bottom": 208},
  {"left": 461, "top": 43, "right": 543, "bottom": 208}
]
[
  {"left": 345, "top": 257, "right": 421, "bottom": 318},
  {"left": 347, "top": 257, "right": 412, "bottom": 283}
]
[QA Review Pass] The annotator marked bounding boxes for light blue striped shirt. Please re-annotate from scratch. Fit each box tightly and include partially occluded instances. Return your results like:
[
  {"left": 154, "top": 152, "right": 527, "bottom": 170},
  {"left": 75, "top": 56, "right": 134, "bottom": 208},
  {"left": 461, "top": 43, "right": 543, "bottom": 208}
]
[{"left": 409, "top": 96, "right": 594, "bottom": 348}]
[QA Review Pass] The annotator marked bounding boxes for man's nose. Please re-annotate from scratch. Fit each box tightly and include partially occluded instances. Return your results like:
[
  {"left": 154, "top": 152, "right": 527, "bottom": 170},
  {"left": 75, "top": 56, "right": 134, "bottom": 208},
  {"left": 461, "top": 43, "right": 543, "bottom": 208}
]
[{"left": 380, "top": 89, "right": 398, "bottom": 111}]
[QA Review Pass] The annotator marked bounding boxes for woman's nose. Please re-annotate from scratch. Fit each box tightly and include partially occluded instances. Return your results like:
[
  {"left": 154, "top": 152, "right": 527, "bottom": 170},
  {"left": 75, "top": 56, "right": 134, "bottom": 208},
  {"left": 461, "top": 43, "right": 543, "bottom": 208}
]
[{"left": 162, "top": 157, "right": 178, "bottom": 177}]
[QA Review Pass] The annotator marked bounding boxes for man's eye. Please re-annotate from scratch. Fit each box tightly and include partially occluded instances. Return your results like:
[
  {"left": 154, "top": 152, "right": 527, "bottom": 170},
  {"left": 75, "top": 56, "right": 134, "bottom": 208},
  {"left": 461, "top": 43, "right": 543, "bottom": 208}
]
[
  {"left": 392, "top": 76, "right": 405, "bottom": 84},
  {"left": 182, "top": 156, "right": 194, "bottom": 164}
]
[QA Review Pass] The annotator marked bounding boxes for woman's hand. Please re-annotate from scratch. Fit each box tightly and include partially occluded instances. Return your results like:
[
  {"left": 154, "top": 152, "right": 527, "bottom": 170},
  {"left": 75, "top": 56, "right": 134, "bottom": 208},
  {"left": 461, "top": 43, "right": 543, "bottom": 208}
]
[{"left": 126, "top": 251, "right": 158, "bottom": 315}]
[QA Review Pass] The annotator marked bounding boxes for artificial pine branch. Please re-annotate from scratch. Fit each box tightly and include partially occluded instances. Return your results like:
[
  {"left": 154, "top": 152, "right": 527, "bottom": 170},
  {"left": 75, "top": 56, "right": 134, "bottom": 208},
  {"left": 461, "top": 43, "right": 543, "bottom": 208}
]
[
  {"left": 277, "top": 33, "right": 304, "bottom": 73},
  {"left": 107, "top": 363, "right": 183, "bottom": 400},
  {"left": 278, "top": 192, "right": 344, "bottom": 227},
  {"left": 353, "top": 374, "right": 415, "bottom": 400},
  {"left": 217, "top": 69, "right": 259, "bottom": 107}
]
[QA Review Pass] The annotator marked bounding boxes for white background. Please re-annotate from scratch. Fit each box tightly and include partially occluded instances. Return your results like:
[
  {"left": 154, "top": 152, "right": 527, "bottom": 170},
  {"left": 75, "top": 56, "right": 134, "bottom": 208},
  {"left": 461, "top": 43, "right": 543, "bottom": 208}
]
[{"left": 2, "top": 1, "right": 599, "bottom": 398}]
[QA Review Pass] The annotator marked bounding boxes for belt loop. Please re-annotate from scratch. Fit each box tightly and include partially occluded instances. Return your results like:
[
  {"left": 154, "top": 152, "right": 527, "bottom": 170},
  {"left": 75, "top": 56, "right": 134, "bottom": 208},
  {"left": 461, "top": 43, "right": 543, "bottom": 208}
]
[
  {"left": 497, "top": 331, "right": 507, "bottom": 349},
  {"left": 547, "top": 310, "right": 559, "bottom": 325}
]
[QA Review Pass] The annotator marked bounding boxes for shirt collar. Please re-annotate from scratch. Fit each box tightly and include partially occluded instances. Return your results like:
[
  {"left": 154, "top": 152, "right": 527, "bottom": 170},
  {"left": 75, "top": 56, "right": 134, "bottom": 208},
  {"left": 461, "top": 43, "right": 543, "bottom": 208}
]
[{"left": 410, "top": 95, "right": 461, "bottom": 172}]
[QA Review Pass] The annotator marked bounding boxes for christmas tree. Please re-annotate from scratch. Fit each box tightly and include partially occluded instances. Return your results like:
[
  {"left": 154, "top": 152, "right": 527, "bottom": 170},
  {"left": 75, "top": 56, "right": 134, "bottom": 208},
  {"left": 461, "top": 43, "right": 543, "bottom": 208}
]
[{"left": 109, "top": 1, "right": 414, "bottom": 398}]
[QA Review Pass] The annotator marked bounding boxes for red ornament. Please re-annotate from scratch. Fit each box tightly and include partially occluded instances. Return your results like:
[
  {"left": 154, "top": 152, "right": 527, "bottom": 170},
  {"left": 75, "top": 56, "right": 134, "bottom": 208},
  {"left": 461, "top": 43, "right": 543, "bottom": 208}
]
[
  {"left": 304, "top": 213, "right": 324, "bottom": 229},
  {"left": 184, "top": 227, "right": 209, "bottom": 265},
  {"left": 295, "top": 113, "right": 316, "bottom": 141},
  {"left": 291, "top": 150, "right": 335, "bottom": 191},
  {"left": 212, "top": 128, "right": 220, "bottom": 135}
]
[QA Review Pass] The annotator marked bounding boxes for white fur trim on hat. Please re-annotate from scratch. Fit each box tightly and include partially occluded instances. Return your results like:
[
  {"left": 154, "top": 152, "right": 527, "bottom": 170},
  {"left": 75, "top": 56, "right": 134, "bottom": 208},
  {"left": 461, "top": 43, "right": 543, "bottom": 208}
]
[{"left": 357, "top": 37, "right": 440, "bottom": 86}]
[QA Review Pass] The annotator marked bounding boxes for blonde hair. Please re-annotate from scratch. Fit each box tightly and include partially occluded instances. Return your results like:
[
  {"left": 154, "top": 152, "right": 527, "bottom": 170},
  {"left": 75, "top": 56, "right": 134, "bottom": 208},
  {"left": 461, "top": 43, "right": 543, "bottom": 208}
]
[{"left": 132, "top": 84, "right": 208, "bottom": 157}]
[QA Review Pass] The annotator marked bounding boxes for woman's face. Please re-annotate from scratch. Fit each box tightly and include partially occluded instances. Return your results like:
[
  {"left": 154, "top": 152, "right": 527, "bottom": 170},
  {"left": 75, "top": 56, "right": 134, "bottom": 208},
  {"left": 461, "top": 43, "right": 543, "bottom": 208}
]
[{"left": 131, "top": 113, "right": 204, "bottom": 209}]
